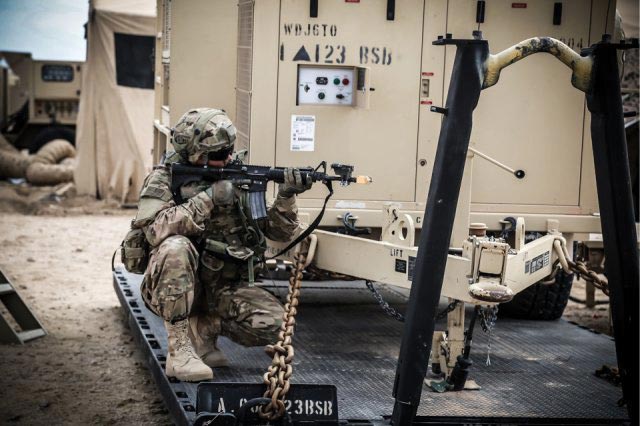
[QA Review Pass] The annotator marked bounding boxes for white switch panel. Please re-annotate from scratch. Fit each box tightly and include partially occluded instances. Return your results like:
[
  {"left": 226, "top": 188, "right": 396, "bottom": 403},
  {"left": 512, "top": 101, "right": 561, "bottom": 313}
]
[{"left": 297, "top": 66, "right": 355, "bottom": 106}]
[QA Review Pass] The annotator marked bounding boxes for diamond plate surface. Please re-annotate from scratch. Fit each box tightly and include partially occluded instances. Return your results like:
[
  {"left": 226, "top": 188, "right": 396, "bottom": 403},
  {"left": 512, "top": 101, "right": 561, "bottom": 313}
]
[{"left": 115, "top": 269, "right": 627, "bottom": 422}]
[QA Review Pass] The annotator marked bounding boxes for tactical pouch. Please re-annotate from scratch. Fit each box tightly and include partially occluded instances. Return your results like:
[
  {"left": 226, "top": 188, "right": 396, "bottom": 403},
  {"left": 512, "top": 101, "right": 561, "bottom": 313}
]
[
  {"left": 121, "top": 224, "right": 150, "bottom": 274},
  {"left": 204, "top": 238, "right": 254, "bottom": 261},
  {"left": 204, "top": 238, "right": 257, "bottom": 283},
  {"left": 200, "top": 251, "right": 225, "bottom": 284},
  {"left": 205, "top": 239, "right": 229, "bottom": 256}
]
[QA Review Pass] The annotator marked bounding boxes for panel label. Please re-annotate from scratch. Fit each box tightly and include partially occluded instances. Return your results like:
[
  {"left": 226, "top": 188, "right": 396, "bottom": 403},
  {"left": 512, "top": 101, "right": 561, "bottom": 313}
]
[
  {"left": 196, "top": 383, "right": 338, "bottom": 422},
  {"left": 291, "top": 115, "right": 316, "bottom": 151},
  {"left": 525, "top": 251, "right": 550, "bottom": 274}
]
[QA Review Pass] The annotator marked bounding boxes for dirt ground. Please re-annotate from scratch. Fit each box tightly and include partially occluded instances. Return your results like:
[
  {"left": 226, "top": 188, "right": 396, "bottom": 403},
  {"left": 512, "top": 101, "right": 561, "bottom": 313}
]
[
  {"left": 0, "top": 183, "right": 172, "bottom": 425},
  {"left": 0, "top": 182, "right": 613, "bottom": 425}
]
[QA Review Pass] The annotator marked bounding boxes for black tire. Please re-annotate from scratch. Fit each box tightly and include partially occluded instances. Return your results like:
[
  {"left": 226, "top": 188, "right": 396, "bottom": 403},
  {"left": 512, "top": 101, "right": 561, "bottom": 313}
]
[
  {"left": 499, "top": 270, "right": 574, "bottom": 320},
  {"left": 29, "top": 126, "right": 75, "bottom": 153}
]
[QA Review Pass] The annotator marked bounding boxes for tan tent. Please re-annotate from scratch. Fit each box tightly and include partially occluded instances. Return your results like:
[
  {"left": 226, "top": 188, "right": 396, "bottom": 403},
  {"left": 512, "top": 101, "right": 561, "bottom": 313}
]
[{"left": 74, "top": 0, "right": 156, "bottom": 202}]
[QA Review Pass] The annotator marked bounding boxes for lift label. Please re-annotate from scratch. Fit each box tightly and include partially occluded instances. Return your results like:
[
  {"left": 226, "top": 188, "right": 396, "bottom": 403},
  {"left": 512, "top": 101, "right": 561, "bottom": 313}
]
[
  {"left": 525, "top": 251, "right": 550, "bottom": 274},
  {"left": 196, "top": 383, "right": 338, "bottom": 422}
]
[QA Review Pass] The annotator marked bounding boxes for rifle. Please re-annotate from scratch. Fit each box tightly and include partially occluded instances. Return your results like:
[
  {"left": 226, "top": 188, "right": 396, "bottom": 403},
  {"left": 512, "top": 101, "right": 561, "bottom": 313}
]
[{"left": 170, "top": 161, "right": 372, "bottom": 258}]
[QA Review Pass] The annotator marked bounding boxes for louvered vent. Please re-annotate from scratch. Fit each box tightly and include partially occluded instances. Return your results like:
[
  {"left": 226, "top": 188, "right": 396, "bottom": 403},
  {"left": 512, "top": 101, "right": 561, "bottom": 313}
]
[
  {"left": 235, "top": 0, "right": 254, "bottom": 152},
  {"left": 162, "top": 0, "right": 171, "bottom": 59}
]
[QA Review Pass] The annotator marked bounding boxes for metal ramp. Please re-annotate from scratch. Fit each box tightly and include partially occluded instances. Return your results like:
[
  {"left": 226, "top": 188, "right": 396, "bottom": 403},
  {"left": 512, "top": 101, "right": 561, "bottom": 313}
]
[
  {"left": 113, "top": 267, "right": 628, "bottom": 425},
  {"left": 0, "top": 269, "right": 46, "bottom": 344}
]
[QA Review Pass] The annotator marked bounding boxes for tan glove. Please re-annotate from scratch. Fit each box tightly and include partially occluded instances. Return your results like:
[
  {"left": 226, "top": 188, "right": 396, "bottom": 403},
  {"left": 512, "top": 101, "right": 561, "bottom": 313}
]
[
  {"left": 205, "top": 180, "right": 234, "bottom": 206},
  {"left": 278, "top": 168, "right": 312, "bottom": 198}
]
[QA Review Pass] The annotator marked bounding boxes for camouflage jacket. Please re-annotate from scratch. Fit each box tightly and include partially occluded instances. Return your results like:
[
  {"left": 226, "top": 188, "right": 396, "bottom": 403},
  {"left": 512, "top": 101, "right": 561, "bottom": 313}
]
[{"left": 133, "top": 160, "right": 300, "bottom": 278}]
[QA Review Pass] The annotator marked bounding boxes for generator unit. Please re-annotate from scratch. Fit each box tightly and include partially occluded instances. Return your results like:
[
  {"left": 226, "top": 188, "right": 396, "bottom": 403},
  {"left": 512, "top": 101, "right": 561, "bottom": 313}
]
[{"left": 153, "top": 0, "right": 614, "bottom": 238}]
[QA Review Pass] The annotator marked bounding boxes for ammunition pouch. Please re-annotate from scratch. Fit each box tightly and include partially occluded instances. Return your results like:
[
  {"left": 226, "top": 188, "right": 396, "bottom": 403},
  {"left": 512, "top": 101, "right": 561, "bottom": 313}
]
[
  {"left": 120, "top": 222, "right": 150, "bottom": 274},
  {"left": 202, "top": 238, "right": 258, "bottom": 283},
  {"left": 199, "top": 250, "right": 225, "bottom": 284},
  {"left": 204, "top": 238, "right": 255, "bottom": 262}
]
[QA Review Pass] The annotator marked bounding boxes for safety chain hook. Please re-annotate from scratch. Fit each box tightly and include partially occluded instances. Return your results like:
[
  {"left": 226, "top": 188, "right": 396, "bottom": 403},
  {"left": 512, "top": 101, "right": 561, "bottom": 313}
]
[
  {"left": 552, "top": 238, "right": 609, "bottom": 295},
  {"left": 259, "top": 239, "right": 310, "bottom": 421},
  {"left": 568, "top": 259, "right": 609, "bottom": 296}
]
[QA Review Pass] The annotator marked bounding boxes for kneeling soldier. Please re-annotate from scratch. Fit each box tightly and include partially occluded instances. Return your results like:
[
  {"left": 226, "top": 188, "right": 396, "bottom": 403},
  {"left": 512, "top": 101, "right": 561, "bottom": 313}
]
[{"left": 133, "top": 108, "right": 310, "bottom": 381}]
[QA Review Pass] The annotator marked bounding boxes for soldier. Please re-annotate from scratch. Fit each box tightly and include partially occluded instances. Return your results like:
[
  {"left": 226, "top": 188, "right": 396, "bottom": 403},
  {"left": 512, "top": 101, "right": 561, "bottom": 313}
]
[{"left": 132, "top": 108, "right": 310, "bottom": 381}]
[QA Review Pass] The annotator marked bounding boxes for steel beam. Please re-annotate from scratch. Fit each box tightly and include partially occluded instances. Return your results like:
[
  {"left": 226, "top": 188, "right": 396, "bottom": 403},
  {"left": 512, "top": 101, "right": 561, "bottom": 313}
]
[
  {"left": 583, "top": 36, "right": 639, "bottom": 423},
  {"left": 391, "top": 32, "right": 489, "bottom": 425}
]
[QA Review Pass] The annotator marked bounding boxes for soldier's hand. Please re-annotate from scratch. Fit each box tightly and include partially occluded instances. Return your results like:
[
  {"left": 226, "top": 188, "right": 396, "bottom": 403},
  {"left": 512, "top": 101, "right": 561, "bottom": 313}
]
[
  {"left": 278, "top": 168, "right": 312, "bottom": 198},
  {"left": 207, "top": 181, "right": 234, "bottom": 206}
]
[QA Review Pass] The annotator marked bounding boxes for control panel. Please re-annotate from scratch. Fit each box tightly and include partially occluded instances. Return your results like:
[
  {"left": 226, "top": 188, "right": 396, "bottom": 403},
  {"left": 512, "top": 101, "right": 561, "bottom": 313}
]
[
  {"left": 33, "top": 99, "right": 79, "bottom": 124},
  {"left": 41, "top": 64, "right": 75, "bottom": 82},
  {"left": 297, "top": 66, "right": 355, "bottom": 106}
]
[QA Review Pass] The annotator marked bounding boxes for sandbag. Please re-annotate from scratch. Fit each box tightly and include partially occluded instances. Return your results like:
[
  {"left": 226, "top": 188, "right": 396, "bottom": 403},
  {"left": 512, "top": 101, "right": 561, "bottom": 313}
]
[
  {"left": 0, "top": 134, "right": 18, "bottom": 153},
  {"left": 33, "top": 139, "right": 76, "bottom": 165},
  {"left": 59, "top": 157, "right": 76, "bottom": 168},
  {"left": 25, "top": 162, "right": 74, "bottom": 185},
  {"left": 0, "top": 149, "right": 32, "bottom": 178}
]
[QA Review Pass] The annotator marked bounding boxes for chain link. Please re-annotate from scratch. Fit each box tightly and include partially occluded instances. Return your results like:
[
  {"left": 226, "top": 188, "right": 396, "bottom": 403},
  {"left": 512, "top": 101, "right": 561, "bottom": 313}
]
[
  {"left": 567, "top": 259, "right": 610, "bottom": 296},
  {"left": 478, "top": 305, "right": 499, "bottom": 366},
  {"left": 365, "top": 281, "right": 461, "bottom": 322},
  {"left": 365, "top": 280, "right": 405, "bottom": 322},
  {"left": 259, "top": 242, "right": 309, "bottom": 421},
  {"left": 552, "top": 238, "right": 609, "bottom": 296},
  {"left": 436, "top": 300, "right": 460, "bottom": 321},
  {"left": 479, "top": 305, "right": 499, "bottom": 333}
]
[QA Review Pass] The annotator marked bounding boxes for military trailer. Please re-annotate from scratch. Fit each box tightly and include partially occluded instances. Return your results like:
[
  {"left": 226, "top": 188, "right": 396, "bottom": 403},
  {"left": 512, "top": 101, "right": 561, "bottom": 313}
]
[
  {"left": 112, "top": 0, "right": 637, "bottom": 424},
  {"left": 0, "top": 51, "right": 82, "bottom": 152}
]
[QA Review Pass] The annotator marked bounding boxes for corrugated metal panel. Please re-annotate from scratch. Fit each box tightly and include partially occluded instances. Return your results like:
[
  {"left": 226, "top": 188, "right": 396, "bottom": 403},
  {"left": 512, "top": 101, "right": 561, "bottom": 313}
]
[
  {"left": 162, "top": 0, "right": 171, "bottom": 56},
  {"left": 236, "top": 90, "right": 251, "bottom": 152},
  {"left": 236, "top": 0, "right": 254, "bottom": 152},
  {"left": 236, "top": 47, "right": 252, "bottom": 92}
]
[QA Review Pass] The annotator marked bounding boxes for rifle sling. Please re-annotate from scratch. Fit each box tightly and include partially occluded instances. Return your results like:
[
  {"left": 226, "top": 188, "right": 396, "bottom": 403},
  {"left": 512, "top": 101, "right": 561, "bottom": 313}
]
[{"left": 266, "top": 180, "right": 333, "bottom": 261}]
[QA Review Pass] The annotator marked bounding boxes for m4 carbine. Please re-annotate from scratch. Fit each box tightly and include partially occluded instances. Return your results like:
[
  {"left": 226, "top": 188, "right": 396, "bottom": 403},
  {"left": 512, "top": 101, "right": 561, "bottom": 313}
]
[
  {"left": 171, "top": 161, "right": 371, "bottom": 219},
  {"left": 170, "top": 161, "right": 372, "bottom": 259}
]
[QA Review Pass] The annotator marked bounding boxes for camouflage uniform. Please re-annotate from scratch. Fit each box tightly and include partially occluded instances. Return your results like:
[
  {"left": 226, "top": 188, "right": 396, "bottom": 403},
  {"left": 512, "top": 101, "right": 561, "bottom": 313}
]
[{"left": 134, "top": 109, "right": 301, "bottom": 347}]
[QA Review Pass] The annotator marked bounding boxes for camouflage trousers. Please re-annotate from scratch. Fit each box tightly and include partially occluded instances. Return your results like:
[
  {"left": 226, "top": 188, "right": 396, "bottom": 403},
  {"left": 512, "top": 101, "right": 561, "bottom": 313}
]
[{"left": 140, "top": 235, "right": 284, "bottom": 347}]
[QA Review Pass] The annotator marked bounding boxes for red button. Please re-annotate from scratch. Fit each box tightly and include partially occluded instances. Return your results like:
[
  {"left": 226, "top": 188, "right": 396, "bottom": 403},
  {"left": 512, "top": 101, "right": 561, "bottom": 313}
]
[{"left": 342, "top": 78, "right": 350, "bottom": 85}]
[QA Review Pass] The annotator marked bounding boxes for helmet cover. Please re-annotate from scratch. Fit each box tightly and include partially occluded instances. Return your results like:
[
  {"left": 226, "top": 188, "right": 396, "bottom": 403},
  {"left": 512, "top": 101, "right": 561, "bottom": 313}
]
[{"left": 171, "top": 108, "right": 237, "bottom": 163}]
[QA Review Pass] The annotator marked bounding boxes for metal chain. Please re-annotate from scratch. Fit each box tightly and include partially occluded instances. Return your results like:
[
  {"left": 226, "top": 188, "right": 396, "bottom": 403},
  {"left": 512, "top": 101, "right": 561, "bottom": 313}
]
[
  {"left": 365, "top": 281, "right": 460, "bottom": 322},
  {"left": 553, "top": 238, "right": 609, "bottom": 296},
  {"left": 479, "top": 305, "right": 499, "bottom": 366},
  {"left": 479, "top": 305, "right": 499, "bottom": 333},
  {"left": 365, "top": 280, "right": 405, "bottom": 322},
  {"left": 567, "top": 259, "right": 610, "bottom": 296},
  {"left": 436, "top": 300, "right": 460, "bottom": 321},
  {"left": 259, "top": 242, "right": 309, "bottom": 421}
]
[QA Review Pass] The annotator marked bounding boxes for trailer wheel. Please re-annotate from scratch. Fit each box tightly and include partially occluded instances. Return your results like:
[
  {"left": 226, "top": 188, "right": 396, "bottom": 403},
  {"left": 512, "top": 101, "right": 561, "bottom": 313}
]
[
  {"left": 29, "top": 126, "right": 75, "bottom": 153},
  {"left": 499, "top": 270, "right": 574, "bottom": 320}
]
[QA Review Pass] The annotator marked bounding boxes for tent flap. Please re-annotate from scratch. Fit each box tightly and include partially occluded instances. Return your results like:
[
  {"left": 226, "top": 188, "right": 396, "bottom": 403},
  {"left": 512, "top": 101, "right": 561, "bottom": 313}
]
[{"left": 74, "top": 1, "right": 155, "bottom": 203}]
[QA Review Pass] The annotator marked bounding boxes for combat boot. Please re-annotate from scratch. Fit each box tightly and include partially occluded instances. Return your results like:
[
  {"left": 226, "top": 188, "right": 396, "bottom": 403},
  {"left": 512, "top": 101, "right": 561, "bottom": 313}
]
[
  {"left": 165, "top": 319, "right": 213, "bottom": 381},
  {"left": 189, "top": 314, "right": 229, "bottom": 368}
]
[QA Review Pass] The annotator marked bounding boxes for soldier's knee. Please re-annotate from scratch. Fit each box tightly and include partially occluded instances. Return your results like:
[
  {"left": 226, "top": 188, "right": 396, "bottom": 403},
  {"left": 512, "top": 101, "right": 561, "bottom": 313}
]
[
  {"left": 156, "top": 235, "right": 198, "bottom": 269},
  {"left": 223, "top": 309, "right": 283, "bottom": 347},
  {"left": 143, "top": 236, "right": 199, "bottom": 322}
]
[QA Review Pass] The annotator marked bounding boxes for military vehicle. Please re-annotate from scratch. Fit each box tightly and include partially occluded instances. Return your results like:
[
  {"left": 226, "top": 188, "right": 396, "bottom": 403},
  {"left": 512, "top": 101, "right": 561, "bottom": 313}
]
[
  {"left": 0, "top": 51, "right": 82, "bottom": 152},
  {"left": 113, "top": 0, "right": 637, "bottom": 424}
]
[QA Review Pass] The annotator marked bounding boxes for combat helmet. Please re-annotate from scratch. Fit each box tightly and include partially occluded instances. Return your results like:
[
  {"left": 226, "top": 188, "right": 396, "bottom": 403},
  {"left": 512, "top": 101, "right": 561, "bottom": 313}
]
[{"left": 171, "top": 108, "right": 237, "bottom": 163}]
